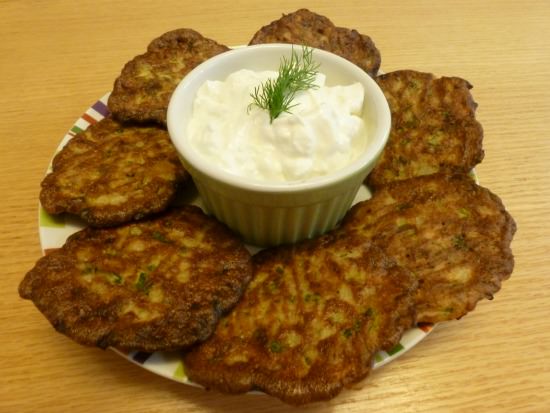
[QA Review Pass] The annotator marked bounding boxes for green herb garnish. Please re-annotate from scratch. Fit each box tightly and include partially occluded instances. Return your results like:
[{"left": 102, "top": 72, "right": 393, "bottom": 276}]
[
  {"left": 249, "top": 46, "right": 320, "bottom": 123},
  {"left": 457, "top": 207, "right": 471, "bottom": 219},
  {"left": 269, "top": 340, "right": 283, "bottom": 353},
  {"left": 152, "top": 231, "right": 171, "bottom": 244},
  {"left": 342, "top": 328, "right": 353, "bottom": 339},
  {"left": 135, "top": 271, "right": 150, "bottom": 293},
  {"left": 452, "top": 234, "right": 468, "bottom": 250},
  {"left": 107, "top": 272, "right": 123, "bottom": 285},
  {"left": 304, "top": 292, "right": 321, "bottom": 303}
]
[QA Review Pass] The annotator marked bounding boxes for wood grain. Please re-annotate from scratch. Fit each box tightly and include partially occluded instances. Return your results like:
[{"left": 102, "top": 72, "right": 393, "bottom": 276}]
[{"left": 1, "top": 1, "right": 549, "bottom": 412}]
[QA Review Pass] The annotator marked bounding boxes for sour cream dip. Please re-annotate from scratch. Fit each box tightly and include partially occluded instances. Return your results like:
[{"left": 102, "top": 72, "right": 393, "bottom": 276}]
[{"left": 186, "top": 69, "right": 367, "bottom": 183}]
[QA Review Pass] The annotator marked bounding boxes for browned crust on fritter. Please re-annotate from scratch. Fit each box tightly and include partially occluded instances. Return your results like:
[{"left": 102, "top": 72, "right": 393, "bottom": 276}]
[
  {"left": 367, "top": 70, "right": 484, "bottom": 189},
  {"left": 249, "top": 9, "right": 381, "bottom": 77},
  {"left": 183, "top": 232, "right": 416, "bottom": 405},
  {"left": 39, "top": 117, "right": 189, "bottom": 227},
  {"left": 19, "top": 206, "right": 253, "bottom": 352},
  {"left": 108, "top": 28, "right": 229, "bottom": 124},
  {"left": 341, "top": 173, "right": 516, "bottom": 323}
]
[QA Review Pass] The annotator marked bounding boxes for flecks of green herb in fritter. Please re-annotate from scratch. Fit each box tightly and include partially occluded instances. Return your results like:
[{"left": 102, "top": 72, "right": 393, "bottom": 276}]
[
  {"left": 269, "top": 340, "right": 283, "bottom": 353},
  {"left": 152, "top": 231, "right": 171, "bottom": 243},
  {"left": 452, "top": 234, "right": 468, "bottom": 250},
  {"left": 135, "top": 272, "right": 150, "bottom": 293}
]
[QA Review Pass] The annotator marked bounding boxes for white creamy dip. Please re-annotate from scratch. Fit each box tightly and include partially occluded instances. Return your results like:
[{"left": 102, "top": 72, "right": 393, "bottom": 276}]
[{"left": 187, "top": 69, "right": 367, "bottom": 183}]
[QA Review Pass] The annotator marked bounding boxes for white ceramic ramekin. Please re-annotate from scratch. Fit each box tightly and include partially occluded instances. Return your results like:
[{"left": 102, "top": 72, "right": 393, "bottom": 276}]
[{"left": 167, "top": 44, "right": 390, "bottom": 246}]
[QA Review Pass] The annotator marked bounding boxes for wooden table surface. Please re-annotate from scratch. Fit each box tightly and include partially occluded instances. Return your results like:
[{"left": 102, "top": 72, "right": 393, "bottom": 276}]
[{"left": 1, "top": 1, "right": 549, "bottom": 412}]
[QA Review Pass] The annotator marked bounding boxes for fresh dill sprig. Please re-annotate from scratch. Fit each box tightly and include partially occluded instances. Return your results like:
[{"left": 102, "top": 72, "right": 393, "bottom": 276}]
[{"left": 249, "top": 46, "right": 320, "bottom": 123}]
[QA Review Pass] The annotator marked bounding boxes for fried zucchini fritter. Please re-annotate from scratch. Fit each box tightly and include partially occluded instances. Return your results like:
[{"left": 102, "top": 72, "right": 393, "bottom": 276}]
[
  {"left": 108, "top": 28, "right": 229, "bottom": 125},
  {"left": 249, "top": 9, "right": 381, "bottom": 77},
  {"left": 183, "top": 232, "right": 416, "bottom": 405},
  {"left": 367, "top": 70, "right": 484, "bottom": 189},
  {"left": 19, "top": 206, "right": 252, "bottom": 352},
  {"left": 341, "top": 173, "right": 516, "bottom": 323},
  {"left": 40, "top": 117, "right": 189, "bottom": 227}
]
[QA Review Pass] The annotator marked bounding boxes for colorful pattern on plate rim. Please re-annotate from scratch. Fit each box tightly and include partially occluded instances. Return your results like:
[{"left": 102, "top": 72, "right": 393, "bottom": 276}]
[{"left": 38, "top": 94, "right": 434, "bottom": 386}]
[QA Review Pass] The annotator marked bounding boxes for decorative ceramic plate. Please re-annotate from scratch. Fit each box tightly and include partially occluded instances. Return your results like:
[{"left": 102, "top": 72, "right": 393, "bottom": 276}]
[{"left": 38, "top": 93, "right": 434, "bottom": 385}]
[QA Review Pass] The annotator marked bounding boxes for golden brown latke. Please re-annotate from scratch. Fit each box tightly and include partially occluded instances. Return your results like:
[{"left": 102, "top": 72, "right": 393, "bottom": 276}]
[
  {"left": 249, "top": 9, "right": 381, "bottom": 77},
  {"left": 108, "top": 28, "right": 229, "bottom": 125},
  {"left": 19, "top": 206, "right": 253, "bottom": 352},
  {"left": 341, "top": 173, "right": 516, "bottom": 323},
  {"left": 183, "top": 232, "right": 416, "bottom": 405},
  {"left": 40, "top": 117, "right": 189, "bottom": 227},
  {"left": 367, "top": 70, "right": 484, "bottom": 189}
]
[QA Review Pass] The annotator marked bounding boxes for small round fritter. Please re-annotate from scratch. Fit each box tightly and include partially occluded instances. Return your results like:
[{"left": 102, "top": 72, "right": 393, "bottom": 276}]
[
  {"left": 40, "top": 117, "right": 189, "bottom": 227},
  {"left": 19, "top": 206, "right": 253, "bottom": 352},
  {"left": 367, "top": 70, "right": 484, "bottom": 189},
  {"left": 249, "top": 9, "right": 381, "bottom": 77},
  {"left": 108, "top": 28, "right": 229, "bottom": 125},
  {"left": 341, "top": 173, "right": 516, "bottom": 323},
  {"left": 183, "top": 232, "right": 416, "bottom": 405}
]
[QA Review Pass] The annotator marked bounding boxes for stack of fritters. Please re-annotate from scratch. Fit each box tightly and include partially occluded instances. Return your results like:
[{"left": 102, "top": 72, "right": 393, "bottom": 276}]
[
  {"left": 40, "top": 117, "right": 189, "bottom": 227},
  {"left": 20, "top": 8, "right": 516, "bottom": 406},
  {"left": 41, "top": 28, "right": 232, "bottom": 227},
  {"left": 249, "top": 8, "right": 381, "bottom": 77},
  {"left": 109, "top": 28, "right": 229, "bottom": 125},
  {"left": 29, "top": 27, "right": 238, "bottom": 355},
  {"left": 182, "top": 176, "right": 516, "bottom": 404},
  {"left": 20, "top": 206, "right": 253, "bottom": 352},
  {"left": 184, "top": 232, "right": 416, "bottom": 405},
  {"left": 367, "top": 70, "right": 484, "bottom": 189},
  {"left": 341, "top": 173, "right": 516, "bottom": 323},
  {"left": 180, "top": 12, "right": 515, "bottom": 404}
]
